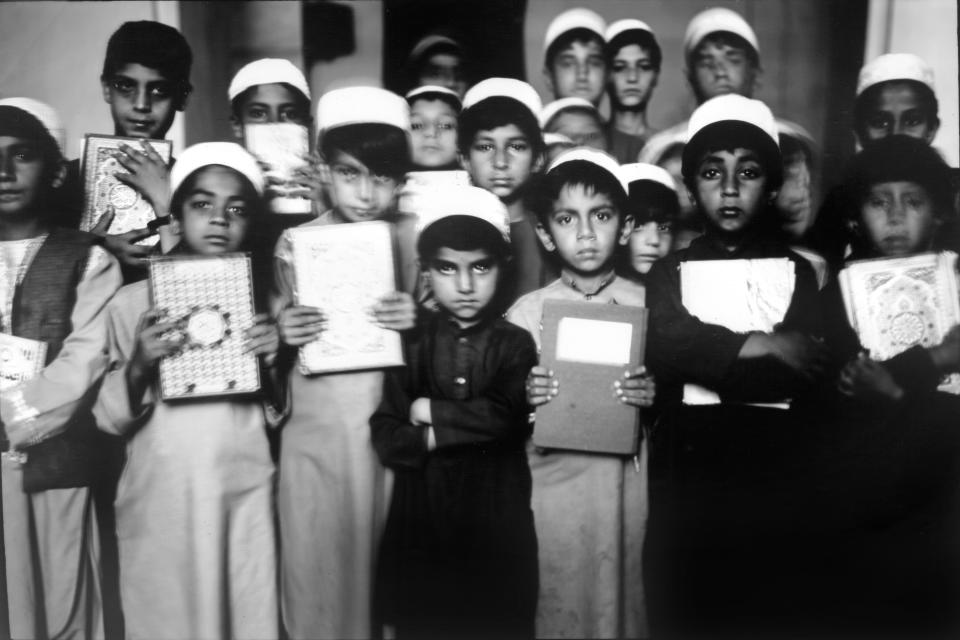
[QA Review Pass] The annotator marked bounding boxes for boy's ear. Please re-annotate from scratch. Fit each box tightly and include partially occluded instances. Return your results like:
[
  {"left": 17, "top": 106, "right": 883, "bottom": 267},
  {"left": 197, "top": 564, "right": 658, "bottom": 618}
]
[
  {"left": 50, "top": 160, "right": 67, "bottom": 190},
  {"left": 318, "top": 161, "right": 332, "bottom": 186},
  {"left": 100, "top": 77, "right": 113, "bottom": 105},
  {"left": 166, "top": 215, "right": 183, "bottom": 238},
  {"left": 229, "top": 115, "right": 244, "bottom": 142},
  {"left": 542, "top": 66, "right": 556, "bottom": 98},
  {"left": 685, "top": 185, "right": 698, "bottom": 208},
  {"left": 175, "top": 87, "right": 191, "bottom": 112},
  {"left": 924, "top": 117, "right": 941, "bottom": 144},
  {"left": 618, "top": 214, "right": 635, "bottom": 245},
  {"left": 534, "top": 221, "right": 556, "bottom": 252},
  {"left": 532, "top": 151, "right": 545, "bottom": 175},
  {"left": 459, "top": 151, "right": 472, "bottom": 174}
]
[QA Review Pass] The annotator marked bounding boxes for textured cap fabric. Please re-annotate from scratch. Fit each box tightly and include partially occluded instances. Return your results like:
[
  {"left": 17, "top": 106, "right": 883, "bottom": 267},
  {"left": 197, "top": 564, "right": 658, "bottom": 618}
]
[
  {"left": 539, "top": 97, "right": 599, "bottom": 129},
  {"left": 605, "top": 19, "right": 654, "bottom": 44},
  {"left": 228, "top": 58, "right": 311, "bottom": 102},
  {"left": 415, "top": 185, "right": 511, "bottom": 243},
  {"left": 544, "top": 8, "right": 606, "bottom": 55},
  {"left": 461, "top": 78, "right": 543, "bottom": 121},
  {"left": 548, "top": 147, "right": 626, "bottom": 191},
  {"left": 683, "top": 7, "right": 758, "bottom": 60},
  {"left": 405, "top": 85, "right": 462, "bottom": 110},
  {"left": 543, "top": 132, "right": 575, "bottom": 147},
  {"left": 856, "top": 53, "right": 935, "bottom": 96},
  {"left": 687, "top": 94, "right": 778, "bottom": 148},
  {"left": 408, "top": 34, "right": 462, "bottom": 64},
  {"left": 0, "top": 97, "right": 65, "bottom": 155},
  {"left": 170, "top": 142, "right": 265, "bottom": 197},
  {"left": 618, "top": 162, "right": 677, "bottom": 192},
  {"left": 316, "top": 87, "right": 410, "bottom": 133}
]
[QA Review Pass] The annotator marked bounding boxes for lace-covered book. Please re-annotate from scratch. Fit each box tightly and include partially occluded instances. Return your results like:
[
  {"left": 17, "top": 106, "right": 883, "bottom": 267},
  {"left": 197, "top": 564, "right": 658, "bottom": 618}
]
[
  {"left": 839, "top": 252, "right": 960, "bottom": 394},
  {"left": 0, "top": 333, "right": 47, "bottom": 391}
]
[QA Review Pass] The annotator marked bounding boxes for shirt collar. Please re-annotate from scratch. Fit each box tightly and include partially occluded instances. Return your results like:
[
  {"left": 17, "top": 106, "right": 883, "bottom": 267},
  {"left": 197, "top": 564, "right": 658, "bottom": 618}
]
[{"left": 560, "top": 269, "right": 617, "bottom": 298}]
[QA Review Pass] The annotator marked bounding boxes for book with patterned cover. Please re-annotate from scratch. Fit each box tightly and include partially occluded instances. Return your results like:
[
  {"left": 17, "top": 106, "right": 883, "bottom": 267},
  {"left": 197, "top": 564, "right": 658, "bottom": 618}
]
[
  {"left": 289, "top": 221, "right": 404, "bottom": 374},
  {"left": 0, "top": 333, "right": 47, "bottom": 391},
  {"left": 839, "top": 251, "right": 960, "bottom": 394},
  {"left": 148, "top": 253, "right": 261, "bottom": 400},
  {"left": 244, "top": 123, "right": 312, "bottom": 214},
  {"left": 80, "top": 134, "right": 172, "bottom": 244}
]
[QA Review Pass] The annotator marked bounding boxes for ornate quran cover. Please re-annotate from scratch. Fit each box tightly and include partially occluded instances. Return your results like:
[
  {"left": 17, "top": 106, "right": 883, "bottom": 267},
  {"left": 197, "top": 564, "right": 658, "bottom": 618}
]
[
  {"left": 80, "top": 134, "right": 172, "bottom": 244},
  {"left": 244, "top": 123, "right": 312, "bottom": 214},
  {"left": 148, "top": 253, "right": 261, "bottom": 400},
  {"left": 289, "top": 221, "right": 405, "bottom": 374},
  {"left": 534, "top": 300, "right": 647, "bottom": 455},
  {"left": 0, "top": 333, "right": 47, "bottom": 391},
  {"left": 680, "top": 258, "right": 796, "bottom": 406},
  {"left": 839, "top": 251, "right": 960, "bottom": 394}
]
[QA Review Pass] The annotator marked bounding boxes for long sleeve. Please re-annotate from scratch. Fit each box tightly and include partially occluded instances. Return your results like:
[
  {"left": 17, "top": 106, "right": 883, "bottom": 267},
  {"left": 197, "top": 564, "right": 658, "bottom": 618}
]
[
  {"left": 2, "top": 246, "right": 122, "bottom": 448},
  {"left": 370, "top": 364, "right": 429, "bottom": 470}
]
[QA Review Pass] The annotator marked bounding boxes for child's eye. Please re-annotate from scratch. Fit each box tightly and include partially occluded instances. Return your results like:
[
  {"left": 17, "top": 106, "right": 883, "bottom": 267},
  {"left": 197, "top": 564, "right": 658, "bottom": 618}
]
[
  {"left": 472, "top": 261, "right": 493, "bottom": 274},
  {"left": 189, "top": 199, "right": 212, "bottom": 211},
  {"left": 553, "top": 214, "right": 573, "bottom": 226},
  {"left": 334, "top": 166, "right": 359, "bottom": 181},
  {"left": 867, "top": 114, "right": 892, "bottom": 130},
  {"left": 699, "top": 167, "right": 721, "bottom": 180},
  {"left": 739, "top": 166, "right": 763, "bottom": 180},
  {"left": 612, "top": 62, "right": 628, "bottom": 73},
  {"left": 227, "top": 205, "right": 249, "bottom": 218},
  {"left": 373, "top": 175, "right": 396, "bottom": 187},
  {"left": 246, "top": 107, "right": 268, "bottom": 121},
  {"left": 148, "top": 84, "right": 173, "bottom": 99},
  {"left": 657, "top": 223, "right": 673, "bottom": 234},
  {"left": 725, "top": 51, "right": 745, "bottom": 65},
  {"left": 279, "top": 108, "right": 307, "bottom": 124},
  {"left": 509, "top": 142, "right": 529, "bottom": 153},
  {"left": 411, "top": 121, "right": 425, "bottom": 131},
  {"left": 638, "top": 62, "right": 654, "bottom": 72},
  {"left": 438, "top": 121, "right": 456, "bottom": 131},
  {"left": 472, "top": 142, "right": 494, "bottom": 153},
  {"left": 866, "top": 197, "right": 889, "bottom": 210},
  {"left": 903, "top": 113, "right": 925, "bottom": 128},
  {"left": 13, "top": 147, "right": 39, "bottom": 162},
  {"left": 588, "top": 56, "right": 605, "bottom": 69},
  {"left": 110, "top": 78, "right": 136, "bottom": 94},
  {"left": 594, "top": 210, "right": 614, "bottom": 222},
  {"left": 904, "top": 196, "right": 928, "bottom": 210},
  {"left": 434, "top": 263, "right": 456, "bottom": 275}
]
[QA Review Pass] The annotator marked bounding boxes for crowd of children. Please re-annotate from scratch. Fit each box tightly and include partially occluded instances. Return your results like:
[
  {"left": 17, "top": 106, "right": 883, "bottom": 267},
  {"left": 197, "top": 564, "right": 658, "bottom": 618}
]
[{"left": 0, "top": 6, "right": 958, "bottom": 640}]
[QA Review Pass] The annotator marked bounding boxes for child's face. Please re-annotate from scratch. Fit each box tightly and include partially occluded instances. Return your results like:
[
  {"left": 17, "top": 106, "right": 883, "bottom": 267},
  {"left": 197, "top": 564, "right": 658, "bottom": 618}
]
[
  {"left": 629, "top": 221, "right": 672, "bottom": 274},
  {"left": 463, "top": 124, "right": 540, "bottom": 203},
  {"left": 691, "top": 147, "right": 771, "bottom": 239},
  {"left": 609, "top": 44, "right": 658, "bottom": 110},
  {"left": 859, "top": 181, "right": 938, "bottom": 257},
  {"left": 427, "top": 247, "right": 500, "bottom": 328},
  {"left": 537, "top": 184, "right": 632, "bottom": 276},
  {"left": 409, "top": 98, "right": 458, "bottom": 168},
  {"left": 176, "top": 166, "right": 254, "bottom": 255},
  {"left": 776, "top": 151, "right": 815, "bottom": 240},
  {"left": 0, "top": 136, "right": 47, "bottom": 219},
  {"left": 861, "top": 81, "right": 937, "bottom": 144},
  {"left": 546, "top": 111, "right": 607, "bottom": 151},
  {"left": 102, "top": 63, "right": 183, "bottom": 139},
  {"left": 689, "top": 40, "right": 757, "bottom": 103},
  {"left": 546, "top": 40, "right": 607, "bottom": 105},
  {"left": 419, "top": 53, "right": 467, "bottom": 98},
  {"left": 323, "top": 149, "right": 400, "bottom": 222},
  {"left": 233, "top": 83, "right": 310, "bottom": 132}
]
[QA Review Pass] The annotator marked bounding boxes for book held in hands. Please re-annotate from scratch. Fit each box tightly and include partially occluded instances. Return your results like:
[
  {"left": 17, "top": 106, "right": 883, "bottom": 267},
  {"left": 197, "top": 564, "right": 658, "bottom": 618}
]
[{"left": 244, "top": 123, "right": 312, "bottom": 214}]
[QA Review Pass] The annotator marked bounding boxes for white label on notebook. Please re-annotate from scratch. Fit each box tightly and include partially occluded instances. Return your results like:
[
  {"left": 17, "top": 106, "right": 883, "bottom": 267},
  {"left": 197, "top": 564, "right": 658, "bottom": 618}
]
[{"left": 556, "top": 318, "right": 632, "bottom": 366}]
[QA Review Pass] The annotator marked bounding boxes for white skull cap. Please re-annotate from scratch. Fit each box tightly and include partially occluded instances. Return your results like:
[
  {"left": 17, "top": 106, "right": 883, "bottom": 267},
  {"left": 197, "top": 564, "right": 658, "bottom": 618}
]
[
  {"left": 461, "top": 78, "right": 543, "bottom": 121},
  {"left": 543, "top": 132, "right": 575, "bottom": 147},
  {"left": 415, "top": 185, "right": 511, "bottom": 244},
  {"left": 316, "top": 87, "right": 410, "bottom": 133},
  {"left": 170, "top": 142, "right": 265, "bottom": 197},
  {"left": 547, "top": 147, "right": 627, "bottom": 192},
  {"left": 618, "top": 163, "right": 677, "bottom": 193},
  {"left": 856, "top": 53, "right": 935, "bottom": 96},
  {"left": 408, "top": 34, "right": 462, "bottom": 64},
  {"left": 0, "top": 97, "right": 65, "bottom": 155},
  {"left": 539, "top": 97, "right": 599, "bottom": 129},
  {"left": 227, "top": 58, "right": 311, "bottom": 102},
  {"left": 683, "top": 7, "right": 758, "bottom": 60},
  {"left": 605, "top": 19, "right": 654, "bottom": 43},
  {"left": 687, "top": 94, "right": 778, "bottom": 148},
  {"left": 544, "top": 8, "right": 606, "bottom": 57},
  {"left": 405, "top": 85, "right": 462, "bottom": 110}
]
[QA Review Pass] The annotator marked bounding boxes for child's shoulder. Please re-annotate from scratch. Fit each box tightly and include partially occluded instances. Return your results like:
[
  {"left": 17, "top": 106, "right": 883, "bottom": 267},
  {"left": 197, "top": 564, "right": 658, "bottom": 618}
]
[
  {"left": 489, "top": 315, "right": 538, "bottom": 347},
  {"left": 109, "top": 279, "right": 150, "bottom": 311}
]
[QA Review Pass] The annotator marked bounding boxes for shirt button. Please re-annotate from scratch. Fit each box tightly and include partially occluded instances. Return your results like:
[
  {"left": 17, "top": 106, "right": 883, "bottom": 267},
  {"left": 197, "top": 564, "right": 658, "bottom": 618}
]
[{"left": 454, "top": 376, "right": 466, "bottom": 385}]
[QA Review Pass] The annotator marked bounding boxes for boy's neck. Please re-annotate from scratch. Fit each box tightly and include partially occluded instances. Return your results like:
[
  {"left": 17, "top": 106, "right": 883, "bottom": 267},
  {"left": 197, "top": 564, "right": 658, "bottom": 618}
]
[
  {"left": 612, "top": 109, "right": 649, "bottom": 137},
  {"left": 0, "top": 216, "right": 46, "bottom": 242},
  {"left": 504, "top": 199, "right": 527, "bottom": 224},
  {"left": 560, "top": 265, "right": 617, "bottom": 296}
]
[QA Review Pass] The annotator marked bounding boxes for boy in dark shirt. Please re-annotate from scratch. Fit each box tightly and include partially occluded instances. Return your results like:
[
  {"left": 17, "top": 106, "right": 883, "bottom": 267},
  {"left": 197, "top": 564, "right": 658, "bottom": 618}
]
[{"left": 372, "top": 185, "right": 538, "bottom": 639}]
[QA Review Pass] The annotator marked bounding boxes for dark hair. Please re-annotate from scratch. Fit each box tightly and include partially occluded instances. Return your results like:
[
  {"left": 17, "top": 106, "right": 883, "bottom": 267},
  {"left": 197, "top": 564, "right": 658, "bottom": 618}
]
[
  {"left": 101, "top": 21, "right": 193, "bottom": 103},
  {"left": 682, "top": 122, "right": 783, "bottom": 191},
  {"left": 543, "top": 105, "right": 604, "bottom": 132},
  {"left": 230, "top": 83, "right": 312, "bottom": 121},
  {"left": 528, "top": 160, "right": 627, "bottom": 224},
  {"left": 688, "top": 31, "right": 759, "bottom": 69},
  {"left": 320, "top": 123, "right": 411, "bottom": 179},
  {"left": 606, "top": 30, "right": 662, "bottom": 71},
  {"left": 625, "top": 181, "right": 680, "bottom": 225},
  {"left": 458, "top": 96, "right": 544, "bottom": 157},
  {"left": 169, "top": 164, "right": 265, "bottom": 226},
  {"left": 407, "top": 91, "right": 461, "bottom": 114},
  {"left": 853, "top": 80, "right": 940, "bottom": 144},
  {"left": 405, "top": 37, "right": 468, "bottom": 94},
  {"left": 0, "top": 106, "right": 63, "bottom": 208},
  {"left": 545, "top": 28, "right": 605, "bottom": 69}
]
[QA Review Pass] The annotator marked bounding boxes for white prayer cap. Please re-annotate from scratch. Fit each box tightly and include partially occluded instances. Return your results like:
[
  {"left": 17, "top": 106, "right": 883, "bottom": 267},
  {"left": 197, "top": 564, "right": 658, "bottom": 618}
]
[
  {"left": 408, "top": 34, "right": 462, "bottom": 64},
  {"left": 227, "top": 58, "right": 311, "bottom": 102},
  {"left": 0, "top": 97, "right": 65, "bottom": 155},
  {"left": 170, "top": 142, "right": 265, "bottom": 197},
  {"left": 544, "top": 8, "right": 606, "bottom": 57},
  {"left": 548, "top": 147, "right": 626, "bottom": 191},
  {"left": 539, "top": 97, "right": 599, "bottom": 129},
  {"left": 461, "top": 78, "right": 542, "bottom": 121},
  {"left": 618, "top": 163, "right": 677, "bottom": 193},
  {"left": 316, "top": 87, "right": 410, "bottom": 133},
  {"left": 405, "top": 85, "right": 462, "bottom": 110},
  {"left": 605, "top": 19, "right": 654, "bottom": 44},
  {"left": 856, "top": 53, "right": 935, "bottom": 96},
  {"left": 415, "top": 185, "right": 511, "bottom": 244},
  {"left": 543, "top": 132, "right": 575, "bottom": 147},
  {"left": 683, "top": 7, "right": 758, "bottom": 60}
]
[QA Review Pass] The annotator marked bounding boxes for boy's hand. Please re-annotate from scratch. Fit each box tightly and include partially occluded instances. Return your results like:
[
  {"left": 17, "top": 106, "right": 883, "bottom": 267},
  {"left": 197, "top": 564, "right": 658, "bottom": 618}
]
[
  {"left": 929, "top": 324, "right": 960, "bottom": 373},
  {"left": 372, "top": 292, "right": 416, "bottom": 331},
  {"left": 838, "top": 353, "right": 904, "bottom": 402},
  {"left": 91, "top": 205, "right": 157, "bottom": 268},
  {"left": 526, "top": 366, "right": 559, "bottom": 407},
  {"left": 744, "top": 331, "right": 828, "bottom": 381},
  {"left": 277, "top": 305, "right": 326, "bottom": 346},
  {"left": 614, "top": 366, "right": 656, "bottom": 407},
  {"left": 244, "top": 313, "right": 280, "bottom": 365},
  {"left": 410, "top": 397, "right": 432, "bottom": 426},
  {"left": 287, "top": 153, "right": 325, "bottom": 201},
  {"left": 129, "top": 308, "right": 184, "bottom": 379},
  {"left": 113, "top": 140, "right": 172, "bottom": 212}
]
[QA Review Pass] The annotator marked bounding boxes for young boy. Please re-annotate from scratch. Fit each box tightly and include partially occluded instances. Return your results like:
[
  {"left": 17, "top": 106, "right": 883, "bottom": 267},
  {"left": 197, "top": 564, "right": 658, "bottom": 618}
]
[
  {"left": 0, "top": 97, "right": 123, "bottom": 639},
  {"left": 459, "top": 78, "right": 554, "bottom": 301},
  {"left": 372, "top": 185, "right": 538, "bottom": 639},
  {"left": 605, "top": 19, "right": 662, "bottom": 163},
  {"left": 539, "top": 97, "right": 607, "bottom": 151},
  {"left": 643, "top": 94, "right": 829, "bottom": 635},
  {"left": 272, "top": 87, "right": 417, "bottom": 640},
  {"left": 405, "top": 33, "right": 468, "bottom": 98},
  {"left": 617, "top": 162, "right": 679, "bottom": 277},
  {"left": 406, "top": 85, "right": 461, "bottom": 170},
  {"left": 508, "top": 147, "right": 655, "bottom": 639},
  {"left": 542, "top": 8, "right": 607, "bottom": 106},
  {"left": 854, "top": 53, "right": 940, "bottom": 147}
]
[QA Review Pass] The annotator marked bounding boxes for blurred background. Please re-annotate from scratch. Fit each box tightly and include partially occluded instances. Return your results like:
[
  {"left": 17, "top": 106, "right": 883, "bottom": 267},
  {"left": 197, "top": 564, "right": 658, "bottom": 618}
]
[{"left": 0, "top": 0, "right": 956, "bottom": 193}]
